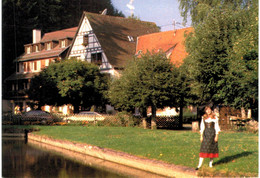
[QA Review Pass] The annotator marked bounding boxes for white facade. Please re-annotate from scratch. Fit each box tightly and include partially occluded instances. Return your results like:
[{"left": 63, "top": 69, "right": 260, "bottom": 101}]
[{"left": 68, "top": 16, "right": 115, "bottom": 76}]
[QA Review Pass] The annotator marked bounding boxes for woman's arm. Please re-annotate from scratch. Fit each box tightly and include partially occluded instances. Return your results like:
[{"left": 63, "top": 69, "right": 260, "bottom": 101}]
[
  {"left": 200, "top": 117, "right": 205, "bottom": 142},
  {"left": 214, "top": 116, "right": 221, "bottom": 134},
  {"left": 214, "top": 116, "right": 221, "bottom": 142}
]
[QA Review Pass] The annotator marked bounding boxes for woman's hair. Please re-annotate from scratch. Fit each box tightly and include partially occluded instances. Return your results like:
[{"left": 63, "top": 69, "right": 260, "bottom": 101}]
[{"left": 203, "top": 106, "right": 215, "bottom": 119}]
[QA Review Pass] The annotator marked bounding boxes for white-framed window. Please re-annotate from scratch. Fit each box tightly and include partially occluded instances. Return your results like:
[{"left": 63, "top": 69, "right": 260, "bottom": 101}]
[
  {"left": 61, "top": 40, "right": 66, "bottom": 48},
  {"left": 45, "top": 59, "right": 49, "bottom": 67},
  {"left": 127, "top": 36, "right": 134, "bottom": 42},
  {"left": 47, "top": 43, "right": 51, "bottom": 50},
  {"left": 91, "top": 53, "right": 102, "bottom": 65},
  {"left": 26, "top": 47, "right": 31, "bottom": 54}
]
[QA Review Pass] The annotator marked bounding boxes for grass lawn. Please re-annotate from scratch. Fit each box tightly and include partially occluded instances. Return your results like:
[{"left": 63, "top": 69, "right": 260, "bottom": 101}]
[{"left": 4, "top": 125, "right": 258, "bottom": 177}]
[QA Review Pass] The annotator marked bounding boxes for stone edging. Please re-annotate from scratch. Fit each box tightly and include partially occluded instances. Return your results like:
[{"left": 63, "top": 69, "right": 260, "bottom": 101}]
[
  {"left": 28, "top": 133, "right": 197, "bottom": 177},
  {"left": 2, "top": 133, "right": 25, "bottom": 137}
]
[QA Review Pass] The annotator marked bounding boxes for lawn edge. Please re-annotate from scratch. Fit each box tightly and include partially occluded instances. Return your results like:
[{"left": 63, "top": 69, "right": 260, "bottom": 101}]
[{"left": 28, "top": 133, "right": 197, "bottom": 177}]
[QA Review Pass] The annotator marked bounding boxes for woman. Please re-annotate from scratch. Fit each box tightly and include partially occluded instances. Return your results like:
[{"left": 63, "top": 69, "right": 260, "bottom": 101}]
[{"left": 196, "top": 106, "right": 220, "bottom": 170}]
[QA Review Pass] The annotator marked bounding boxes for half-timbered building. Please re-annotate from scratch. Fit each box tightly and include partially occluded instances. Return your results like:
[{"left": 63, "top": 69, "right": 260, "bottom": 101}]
[
  {"left": 67, "top": 11, "right": 160, "bottom": 77},
  {"left": 3, "top": 11, "right": 159, "bottom": 113}
]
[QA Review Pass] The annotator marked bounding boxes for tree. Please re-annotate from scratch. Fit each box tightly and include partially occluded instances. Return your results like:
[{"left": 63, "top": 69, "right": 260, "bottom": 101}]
[
  {"left": 179, "top": 0, "right": 254, "bottom": 26},
  {"left": 179, "top": 0, "right": 258, "bottom": 113},
  {"left": 27, "top": 70, "right": 65, "bottom": 109},
  {"left": 218, "top": 1, "right": 258, "bottom": 116},
  {"left": 109, "top": 51, "right": 182, "bottom": 129},
  {"left": 28, "top": 59, "right": 108, "bottom": 113}
]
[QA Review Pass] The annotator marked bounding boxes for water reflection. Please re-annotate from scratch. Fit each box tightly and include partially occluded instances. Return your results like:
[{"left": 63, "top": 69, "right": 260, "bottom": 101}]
[
  {"left": 2, "top": 138, "right": 166, "bottom": 178},
  {"left": 2, "top": 138, "right": 126, "bottom": 178}
]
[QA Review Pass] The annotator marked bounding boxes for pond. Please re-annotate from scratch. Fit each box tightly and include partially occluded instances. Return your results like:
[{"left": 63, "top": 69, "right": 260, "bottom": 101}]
[{"left": 2, "top": 138, "right": 165, "bottom": 178}]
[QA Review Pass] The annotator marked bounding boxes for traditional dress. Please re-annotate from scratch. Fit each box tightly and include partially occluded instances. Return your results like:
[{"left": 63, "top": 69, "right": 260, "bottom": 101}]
[{"left": 199, "top": 116, "right": 220, "bottom": 158}]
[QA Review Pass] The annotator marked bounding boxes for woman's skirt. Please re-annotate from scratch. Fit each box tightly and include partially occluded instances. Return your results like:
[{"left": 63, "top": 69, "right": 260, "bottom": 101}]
[{"left": 199, "top": 127, "right": 219, "bottom": 158}]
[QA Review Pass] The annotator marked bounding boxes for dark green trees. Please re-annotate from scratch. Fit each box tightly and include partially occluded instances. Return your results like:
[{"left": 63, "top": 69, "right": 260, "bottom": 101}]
[{"left": 28, "top": 59, "right": 108, "bottom": 113}]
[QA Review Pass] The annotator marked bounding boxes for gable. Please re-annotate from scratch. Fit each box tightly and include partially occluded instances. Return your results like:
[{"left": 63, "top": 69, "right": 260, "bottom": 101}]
[{"left": 68, "top": 12, "right": 160, "bottom": 68}]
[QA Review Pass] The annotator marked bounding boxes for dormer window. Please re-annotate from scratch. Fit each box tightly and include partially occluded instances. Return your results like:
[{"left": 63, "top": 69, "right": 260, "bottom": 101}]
[
  {"left": 127, "top": 36, "right": 134, "bottom": 42},
  {"left": 47, "top": 42, "right": 51, "bottom": 50},
  {"left": 35, "top": 45, "right": 39, "bottom": 52},
  {"left": 26, "top": 47, "right": 31, "bottom": 54},
  {"left": 61, "top": 40, "right": 66, "bottom": 48},
  {"left": 82, "top": 35, "right": 88, "bottom": 46}
]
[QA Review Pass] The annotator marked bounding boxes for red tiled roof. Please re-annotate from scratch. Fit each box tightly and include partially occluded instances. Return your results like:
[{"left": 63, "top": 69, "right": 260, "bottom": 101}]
[
  {"left": 41, "top": 27, "right": 78, "bottom": 42},
  {"left": 17, "top": 27, "right": 77, "bottom": 62},
  {"left": 136, "top": 27, "right": 193, "bottom": 66},
  {"left": 17, "top": 47, "right": 70, "bottom": 62}
]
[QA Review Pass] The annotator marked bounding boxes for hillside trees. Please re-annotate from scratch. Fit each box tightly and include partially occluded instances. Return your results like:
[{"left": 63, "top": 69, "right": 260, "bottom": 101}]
[
  {"left": 179, "top": 0, "right": 258, "bottom": 115},
  {"left": 28, "top": 59, "right": 108, "bottom": 113},
  {"left": 109, "top": 51, "right": 187, "bottom": 128}
]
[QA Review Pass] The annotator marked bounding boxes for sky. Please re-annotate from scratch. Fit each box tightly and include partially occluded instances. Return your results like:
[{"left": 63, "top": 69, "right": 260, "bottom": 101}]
[{"left": 111, "top": 0, "right": 192, "bottom": 31}]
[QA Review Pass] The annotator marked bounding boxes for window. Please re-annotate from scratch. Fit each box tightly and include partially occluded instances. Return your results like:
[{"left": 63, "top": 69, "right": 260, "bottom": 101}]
[
  {"left": 47, "top": 43, "right": 51, "bottom": 50},
  {"left": 91, "top": 53, "right": 102, "bottom": 65},
  {"left": 83, "top": 35, "right": 88, "bottom": 46},
  {"left": 61, "top": 40, "right": 66, "bottom": 48},
  {"left": 23, "top": 63, "right": 27, "bottom": 72},
  {"left": 45, "top": 59, "right": 49, "bottom": 67},
  {"left": 26, "top": 47, "right": 31, "bottom": 54},
  {"left": 41, "top": 60, "right": 45, "bottom": 69},
  {"left": 34, "top": 61, "right": 37, "bottom": 71},
  {"left": 28, "top": 62, "right": 31, "bottom": 72},
  {"left": 127, "top": 36, "right": 134, "bottom": 42},
  {"left": 35, "top": 45, "right": 39, "bottom": 52}
]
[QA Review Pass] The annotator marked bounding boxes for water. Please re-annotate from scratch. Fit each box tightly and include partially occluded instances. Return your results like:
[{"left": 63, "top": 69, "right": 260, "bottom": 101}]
[{"left": 2, "top": 138, "right": 165, "bottom": 178}]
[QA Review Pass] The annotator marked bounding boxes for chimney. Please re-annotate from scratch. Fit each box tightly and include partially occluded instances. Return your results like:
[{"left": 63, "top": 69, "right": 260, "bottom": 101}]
[{"left": 33, "top": 29, "right": 41, "bottom": 43}]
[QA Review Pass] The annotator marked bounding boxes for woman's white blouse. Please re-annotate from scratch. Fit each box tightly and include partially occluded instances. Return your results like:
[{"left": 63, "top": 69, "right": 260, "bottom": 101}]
[{"left": 200, "top": 117, "right": 221, "bottom": 134}]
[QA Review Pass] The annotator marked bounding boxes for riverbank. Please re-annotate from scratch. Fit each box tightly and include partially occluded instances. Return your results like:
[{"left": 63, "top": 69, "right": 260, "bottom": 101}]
[
  {"left": 3, "top": 125, "right": 258, "bottom": 177},
  {"left": 28, "top": 133, "right": 197, "bottom": 177}
]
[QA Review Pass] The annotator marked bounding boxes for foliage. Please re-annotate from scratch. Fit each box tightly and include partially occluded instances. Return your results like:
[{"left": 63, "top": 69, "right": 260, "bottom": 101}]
[
  {"left": 179, "top": 0, "right": 258, "bottom": 111},
  {"left": 179, "top": 0, "right": 254, "bottom": 26},
  {"left": 218, "top": 1, "right": 258, "bottom": 110},
  {"left": 109, "top": 51, "right": 182, "bottom": 117},
  {"left": 27, "top": 69, "right": 64, "bottom": 107},
  {"left": 28, "top": 59, "right": 108, "bottom": 112}
]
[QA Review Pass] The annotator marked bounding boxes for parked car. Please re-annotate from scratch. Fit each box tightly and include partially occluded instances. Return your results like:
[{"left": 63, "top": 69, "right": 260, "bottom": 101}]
[
  {"left": 21, "top": 110, "right": 55, "bottom": 122},
  {"left": 65, "top": 111, "right": 105, "bottom": 121}
]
